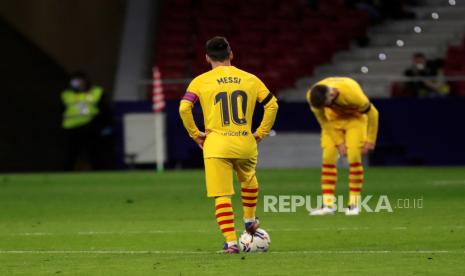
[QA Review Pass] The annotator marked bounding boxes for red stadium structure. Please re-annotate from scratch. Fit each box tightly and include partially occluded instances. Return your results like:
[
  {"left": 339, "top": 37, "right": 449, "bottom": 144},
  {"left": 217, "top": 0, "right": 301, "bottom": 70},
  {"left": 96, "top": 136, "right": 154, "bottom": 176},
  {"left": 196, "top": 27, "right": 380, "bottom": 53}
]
[{"left": 154, "top": 0, "right": 370, "bottom": 100}]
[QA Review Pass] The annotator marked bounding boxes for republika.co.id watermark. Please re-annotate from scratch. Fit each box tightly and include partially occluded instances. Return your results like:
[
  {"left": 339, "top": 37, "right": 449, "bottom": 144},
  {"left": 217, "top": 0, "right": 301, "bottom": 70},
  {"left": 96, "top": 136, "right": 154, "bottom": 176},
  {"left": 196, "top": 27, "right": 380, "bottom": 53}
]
[{"left": 263, "top": 195, "right": 423, "bottom": 213}]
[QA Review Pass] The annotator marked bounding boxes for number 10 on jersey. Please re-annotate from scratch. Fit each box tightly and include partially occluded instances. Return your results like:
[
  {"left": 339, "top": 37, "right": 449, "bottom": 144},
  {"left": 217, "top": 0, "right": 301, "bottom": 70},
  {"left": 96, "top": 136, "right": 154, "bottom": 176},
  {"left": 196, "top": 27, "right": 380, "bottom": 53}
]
[{"left": 215, "top": 91, "right": 248, "bottom": 126}]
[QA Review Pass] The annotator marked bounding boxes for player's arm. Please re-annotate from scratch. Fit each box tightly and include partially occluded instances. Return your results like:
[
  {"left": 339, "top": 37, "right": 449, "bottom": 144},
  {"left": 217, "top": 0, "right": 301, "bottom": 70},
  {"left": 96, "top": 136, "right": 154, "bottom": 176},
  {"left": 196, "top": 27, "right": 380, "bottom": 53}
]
[
  {"left": 255, "top": 93, "right": 278, "bottom": 142},
  {"left": 179, "top": 92, "right": 205, "bottom": 148},
  {"left": 360, "top": 102, "right": 379, "bottom": 151},
  {"left": 306, "top": 91, "right": 344, "bottom": 146},
  {"left": 254, "top": 77, "right": 278, "bottom": 142},
  {"left": 349, "top": 81, "right": 379, "bottom": 154}
]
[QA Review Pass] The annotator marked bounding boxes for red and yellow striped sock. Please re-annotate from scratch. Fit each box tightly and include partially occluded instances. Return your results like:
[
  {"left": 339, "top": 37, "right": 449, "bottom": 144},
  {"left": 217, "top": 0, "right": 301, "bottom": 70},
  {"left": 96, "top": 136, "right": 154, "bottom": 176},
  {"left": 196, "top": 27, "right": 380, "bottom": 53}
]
[
  {"left": 348, "top": 162, "right": 363, "bottom": 207},
  {"left": 215, "top": 197, "right": 237, "bottom": 243},
  {"left": 321, "top": 164, "right": 337, "bottom": 208},
  {"left": 241, "top": 177, "right": 258, "bottom": 220}
]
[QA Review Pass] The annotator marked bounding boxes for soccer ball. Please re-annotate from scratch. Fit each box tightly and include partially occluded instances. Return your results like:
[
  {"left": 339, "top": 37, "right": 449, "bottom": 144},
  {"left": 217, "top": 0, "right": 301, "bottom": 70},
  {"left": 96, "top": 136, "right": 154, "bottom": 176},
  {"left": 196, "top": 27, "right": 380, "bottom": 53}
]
[{"left": 239, "top": 228, "right": 271, "bottom": 252}]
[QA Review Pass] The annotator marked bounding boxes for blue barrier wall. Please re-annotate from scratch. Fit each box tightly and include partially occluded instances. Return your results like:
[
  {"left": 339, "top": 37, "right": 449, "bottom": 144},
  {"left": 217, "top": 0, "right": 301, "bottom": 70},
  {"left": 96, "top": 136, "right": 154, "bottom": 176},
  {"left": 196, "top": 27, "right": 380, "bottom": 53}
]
[{"left": 115, "top": 97, "right": 465, "bottom": 168}]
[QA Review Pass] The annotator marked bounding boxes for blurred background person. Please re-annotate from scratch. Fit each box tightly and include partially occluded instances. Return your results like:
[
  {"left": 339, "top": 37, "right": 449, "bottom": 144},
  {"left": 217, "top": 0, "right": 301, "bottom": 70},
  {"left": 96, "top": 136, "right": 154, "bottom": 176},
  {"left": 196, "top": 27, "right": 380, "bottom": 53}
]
[
  {"left": 403, "top": 52, "right": 449, "bottom": 97},
  {"left": 62, "top": 72, "right": 114, "bottom": 170}
]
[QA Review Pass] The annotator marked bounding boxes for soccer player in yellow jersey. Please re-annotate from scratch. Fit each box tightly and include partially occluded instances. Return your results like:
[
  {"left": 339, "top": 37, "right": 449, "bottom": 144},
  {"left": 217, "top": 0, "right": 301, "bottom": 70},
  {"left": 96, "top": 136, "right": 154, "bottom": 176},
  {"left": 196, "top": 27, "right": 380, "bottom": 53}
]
[
  {"left": 179, "top": 37, "right": 278, "bottom": 253},
  {"left": 307, "top": 77, "right": 379, "bottom": 216}
]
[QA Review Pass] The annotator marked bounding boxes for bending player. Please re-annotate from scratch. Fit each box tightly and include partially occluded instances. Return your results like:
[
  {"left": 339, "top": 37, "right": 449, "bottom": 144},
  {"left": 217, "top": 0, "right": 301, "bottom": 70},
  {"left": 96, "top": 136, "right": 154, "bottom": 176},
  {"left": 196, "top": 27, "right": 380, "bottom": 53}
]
[
  {"left": 179, "top": 37, "right": 278, "bottom": 253},
  {"left": 307, "top": 77, "right": 379, "bottom": 216}
]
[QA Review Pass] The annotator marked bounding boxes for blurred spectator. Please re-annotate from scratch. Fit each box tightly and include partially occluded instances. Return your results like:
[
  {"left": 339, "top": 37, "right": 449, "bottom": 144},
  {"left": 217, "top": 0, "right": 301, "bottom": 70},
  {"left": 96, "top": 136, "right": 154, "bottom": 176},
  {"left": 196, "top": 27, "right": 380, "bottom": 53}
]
[
  {"left": 403, "top": 53, "right": 450, "bottom": 97},
  {"left": 61, "top": 72, "right": 114, "bottom": 170}
]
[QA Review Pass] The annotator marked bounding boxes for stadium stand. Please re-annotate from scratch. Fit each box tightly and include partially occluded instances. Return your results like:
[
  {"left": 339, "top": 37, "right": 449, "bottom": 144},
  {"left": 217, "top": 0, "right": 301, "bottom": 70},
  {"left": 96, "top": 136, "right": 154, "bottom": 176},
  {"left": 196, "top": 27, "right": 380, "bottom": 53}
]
[
  {"left": 154, "top": 0, "right": 370, "bottom": 100},
  {"left": 444, "top": 36, "right": 465, "bottom": 96},
  {"left": 282, "top": 0, "right": 465, "bottom": 100}
]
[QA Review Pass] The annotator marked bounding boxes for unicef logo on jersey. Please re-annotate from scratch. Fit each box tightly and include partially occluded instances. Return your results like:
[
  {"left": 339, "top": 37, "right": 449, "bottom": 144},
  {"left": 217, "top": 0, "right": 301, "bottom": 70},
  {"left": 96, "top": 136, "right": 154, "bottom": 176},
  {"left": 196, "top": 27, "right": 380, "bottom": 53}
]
[{"left": 221, "top": 131, "right": 249, "bottom": 137}]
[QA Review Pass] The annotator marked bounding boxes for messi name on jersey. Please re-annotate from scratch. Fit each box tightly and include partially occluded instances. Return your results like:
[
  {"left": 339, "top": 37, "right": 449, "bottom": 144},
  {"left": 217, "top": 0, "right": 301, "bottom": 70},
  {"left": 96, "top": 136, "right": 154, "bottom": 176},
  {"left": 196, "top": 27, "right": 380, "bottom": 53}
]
[{"left": 217, "top": 77, "right": 242, "bottom": 85}]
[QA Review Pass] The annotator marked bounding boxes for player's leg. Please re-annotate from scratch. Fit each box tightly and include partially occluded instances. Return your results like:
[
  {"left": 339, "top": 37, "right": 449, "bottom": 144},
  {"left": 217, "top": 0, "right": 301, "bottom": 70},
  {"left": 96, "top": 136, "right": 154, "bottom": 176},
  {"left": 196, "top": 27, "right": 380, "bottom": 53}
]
[
  {"left": 234, "top": 157, "right": 259, "bottom": 233},
  {"left": 321, "top": 146, "right": 339, "bottom": 207},
  {"left": 310, "top": 129, "right": 341, "bottom": 215},
  {"left": 310, "top": 146, "right": 339, "bottom": 215},
  {"left": 345, "top": 119, "right": 367, "bottom": 215},
  {"left": 204, "top": 158, "right": 238, "bottom": 253}
]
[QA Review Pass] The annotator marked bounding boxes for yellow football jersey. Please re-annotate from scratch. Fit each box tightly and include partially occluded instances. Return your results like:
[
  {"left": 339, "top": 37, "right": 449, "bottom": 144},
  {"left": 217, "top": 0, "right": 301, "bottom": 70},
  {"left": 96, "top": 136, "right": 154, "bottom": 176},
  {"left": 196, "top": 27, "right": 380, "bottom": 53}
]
[
  {"left": 307, "top": 77, "right": 379, "bottom": 144},
  {"left": 314, "top": 77, "right": 370, "bottom": 121},
  {"left": 181, "top": 65, "right": 277, "bottom": 159}
]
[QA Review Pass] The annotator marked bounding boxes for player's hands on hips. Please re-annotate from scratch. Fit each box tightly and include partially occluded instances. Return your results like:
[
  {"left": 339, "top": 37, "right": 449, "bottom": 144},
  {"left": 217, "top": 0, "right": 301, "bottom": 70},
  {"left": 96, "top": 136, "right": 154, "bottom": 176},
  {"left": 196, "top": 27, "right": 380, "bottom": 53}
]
[
  {"left": 336, "top": 144, "right": 347, "bottom": 156},
  {"left": 362, "top": 142, "right": 375, "bottom": 155},
  {"left": 253, "top": 132, "right": 262, "bottom": 143},
  {"left": 194, "top": 132, "right": 206, "bottom": 149}
]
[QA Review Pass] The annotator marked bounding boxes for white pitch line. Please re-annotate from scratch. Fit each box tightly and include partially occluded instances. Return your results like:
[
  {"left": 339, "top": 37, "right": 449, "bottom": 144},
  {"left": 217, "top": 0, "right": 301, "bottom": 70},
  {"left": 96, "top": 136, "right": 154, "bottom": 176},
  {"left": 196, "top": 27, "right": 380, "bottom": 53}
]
[
  {"left": 271, "top": 250, "right": 458, "bottom": 254},
  {"left": 0, "top": 250, "right": 207, "bottom": 255},
  {"left": 0, "top": 250, "right": 462, "bottom": 255},
  {"left": 392, "top": 227, "right": 407, "bottom": 230},
  {"left": 9, "top": 230, "right": 211, "bottom": 236},
  {"left": 0, "top": 227, "right": 388, "bottom": 236},
  {"left": 2, "top": 229, "right": 351, "bottom": 236},
  {"left": 3, "top": 225, "right": 463, "bottom": 237}
]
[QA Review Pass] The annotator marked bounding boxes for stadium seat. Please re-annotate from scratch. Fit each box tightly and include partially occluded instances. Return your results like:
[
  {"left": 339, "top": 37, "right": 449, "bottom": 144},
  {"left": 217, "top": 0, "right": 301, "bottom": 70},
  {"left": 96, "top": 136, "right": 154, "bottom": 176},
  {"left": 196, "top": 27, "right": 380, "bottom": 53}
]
[{"left": 154, "top": 0, "right": 372, "bottom": 99}]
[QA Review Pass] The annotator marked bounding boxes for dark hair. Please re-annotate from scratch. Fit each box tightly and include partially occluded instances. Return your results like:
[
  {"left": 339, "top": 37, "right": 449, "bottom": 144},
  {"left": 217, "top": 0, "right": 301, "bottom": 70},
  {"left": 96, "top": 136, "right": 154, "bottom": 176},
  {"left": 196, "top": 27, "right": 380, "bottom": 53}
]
[
  {"left": 310, "top": 85, "right": 329, "bottom": 108},
  {"left": 69, "top": 71, "right": 88, "bottom": 80},
  {"left": 69, "top": 71, "right": 90, "bottom": 90},
  {"left": 206, "top": 36, "right": 231, "bottom": 61}
]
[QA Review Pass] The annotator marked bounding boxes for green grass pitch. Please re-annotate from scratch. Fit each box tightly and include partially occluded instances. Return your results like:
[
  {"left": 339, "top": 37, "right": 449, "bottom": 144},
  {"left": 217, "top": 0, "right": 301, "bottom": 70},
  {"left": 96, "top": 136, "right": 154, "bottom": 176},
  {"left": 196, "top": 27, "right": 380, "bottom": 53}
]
[{"left": 0, "top": 168, "right": 464, "bottom": 275}]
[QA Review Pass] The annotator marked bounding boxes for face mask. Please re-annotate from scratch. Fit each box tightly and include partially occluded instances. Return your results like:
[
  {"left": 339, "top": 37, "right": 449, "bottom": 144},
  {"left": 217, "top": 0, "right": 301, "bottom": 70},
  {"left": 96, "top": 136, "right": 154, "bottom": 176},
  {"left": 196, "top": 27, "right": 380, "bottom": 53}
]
[
  {"left": 415, "top": 63, "right": 425, "bottom": 70},
  {"left": 70, "top": 79, "right": 82, "bottom": 90}
]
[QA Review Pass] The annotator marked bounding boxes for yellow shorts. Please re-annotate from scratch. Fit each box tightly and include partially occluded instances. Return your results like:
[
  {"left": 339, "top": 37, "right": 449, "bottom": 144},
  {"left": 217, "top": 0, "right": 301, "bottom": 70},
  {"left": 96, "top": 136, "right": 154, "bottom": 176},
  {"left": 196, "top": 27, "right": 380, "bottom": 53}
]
[
  {"left": 322, "top": 116, "right": 367, "bottom": 149},
  {"left": 204, "top": 157, "right": 257, "bottom": 197}
]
